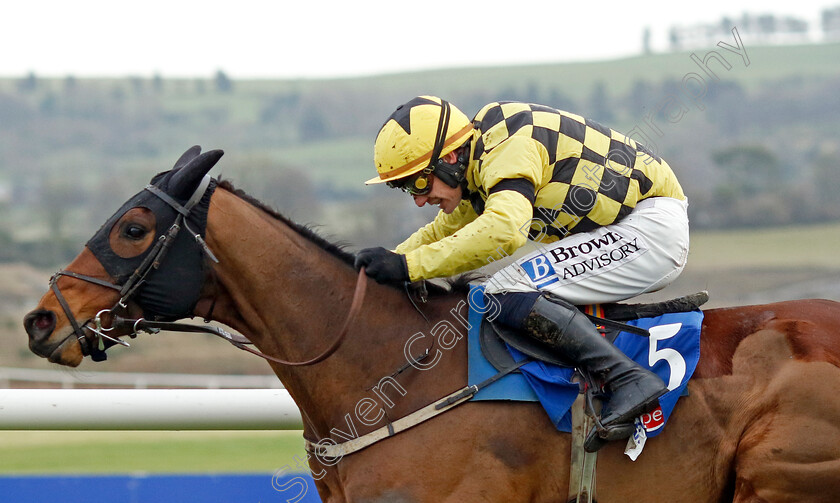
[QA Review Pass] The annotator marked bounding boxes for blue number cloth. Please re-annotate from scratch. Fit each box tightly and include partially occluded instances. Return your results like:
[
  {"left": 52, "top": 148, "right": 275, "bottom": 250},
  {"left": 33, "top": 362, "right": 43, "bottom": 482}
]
[{"left": 467, "top": 285, "right": 702, "bottom": 437}]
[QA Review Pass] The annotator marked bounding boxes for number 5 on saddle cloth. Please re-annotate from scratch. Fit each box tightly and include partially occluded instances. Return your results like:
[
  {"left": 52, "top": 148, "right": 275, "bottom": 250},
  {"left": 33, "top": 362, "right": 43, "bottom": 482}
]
[{"left": 466, "top": 285, "right": 703, "bottom": 440}]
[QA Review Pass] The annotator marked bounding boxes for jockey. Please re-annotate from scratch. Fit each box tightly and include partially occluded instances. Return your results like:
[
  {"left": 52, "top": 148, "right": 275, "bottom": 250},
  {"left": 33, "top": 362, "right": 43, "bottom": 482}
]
[{"left": 356, "top": 96, "right": 689, "bottom": 441}]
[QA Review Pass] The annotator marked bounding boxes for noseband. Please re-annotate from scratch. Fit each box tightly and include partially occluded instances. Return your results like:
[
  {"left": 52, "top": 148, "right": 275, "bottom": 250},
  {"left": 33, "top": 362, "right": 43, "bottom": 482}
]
[
  {"left": 49, "top": 272, "right": 124, "bottom": 360},
  {"left": 48, "top": 175, "right": 367, "bottom": 366}
]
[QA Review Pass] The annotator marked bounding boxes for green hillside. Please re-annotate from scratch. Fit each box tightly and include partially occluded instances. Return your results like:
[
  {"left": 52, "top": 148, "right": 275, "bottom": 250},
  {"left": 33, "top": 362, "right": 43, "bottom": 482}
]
[
  {"left": 1, "top": 42, "right": 839, "bottom": 266},
  {"left": 332, "top": 42, "right": 840, "bottom": 100}
]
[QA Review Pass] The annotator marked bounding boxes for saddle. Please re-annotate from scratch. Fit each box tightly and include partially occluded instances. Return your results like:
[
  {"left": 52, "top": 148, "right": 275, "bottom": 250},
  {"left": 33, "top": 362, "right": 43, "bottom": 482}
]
[
  {"left": 480, "top": 291, "right": 710, "bottom": 375},
  {"left": 480, "top": 291, "right": 708, "bottom": 452}
]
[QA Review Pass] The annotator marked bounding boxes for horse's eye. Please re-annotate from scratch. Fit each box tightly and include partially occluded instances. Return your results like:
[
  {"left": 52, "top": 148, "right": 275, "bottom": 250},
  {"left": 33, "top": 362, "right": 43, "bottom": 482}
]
[{"left": 123, "top": 224, "right": 148, "bottom": 240}]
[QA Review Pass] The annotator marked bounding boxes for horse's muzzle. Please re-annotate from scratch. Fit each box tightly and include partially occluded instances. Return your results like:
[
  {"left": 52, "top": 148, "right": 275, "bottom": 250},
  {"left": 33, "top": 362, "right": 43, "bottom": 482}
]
[{"left": 24, "top": 309, "right": 57, "bottom": 346}]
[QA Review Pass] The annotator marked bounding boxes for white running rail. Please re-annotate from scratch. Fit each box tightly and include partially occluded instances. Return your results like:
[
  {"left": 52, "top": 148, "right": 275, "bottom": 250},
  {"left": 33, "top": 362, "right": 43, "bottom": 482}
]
[
  {"left": 0, "top": 388, "right": 302, "bottom": 430},
  {"left": 0, "top": 366, "right": 282, "bottom": 389}
]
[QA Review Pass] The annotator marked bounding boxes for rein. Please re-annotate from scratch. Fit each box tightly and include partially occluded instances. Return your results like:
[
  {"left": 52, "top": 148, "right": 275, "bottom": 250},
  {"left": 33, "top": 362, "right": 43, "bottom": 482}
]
[{"left": 110, "top": 268, "right": 367, "bottom": 367}]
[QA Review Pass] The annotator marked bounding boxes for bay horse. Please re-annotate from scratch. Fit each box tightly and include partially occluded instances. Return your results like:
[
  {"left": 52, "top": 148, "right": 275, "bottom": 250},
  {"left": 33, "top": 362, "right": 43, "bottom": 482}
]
[{"left": 23, "top": 147, "right": 840, "bottom": 502}]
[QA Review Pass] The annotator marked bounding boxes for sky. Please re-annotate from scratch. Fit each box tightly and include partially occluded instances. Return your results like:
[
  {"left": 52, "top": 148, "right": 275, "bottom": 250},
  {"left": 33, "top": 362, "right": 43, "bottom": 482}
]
[{"left": 3, "top": 0, "right": 837, "bottom": 79}]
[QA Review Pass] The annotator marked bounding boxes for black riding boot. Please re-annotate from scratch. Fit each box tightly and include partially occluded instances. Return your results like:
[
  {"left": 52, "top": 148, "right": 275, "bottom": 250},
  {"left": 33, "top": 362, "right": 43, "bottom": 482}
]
[{"left": 524, "top": 295, "right": 667, "bottom": 429}]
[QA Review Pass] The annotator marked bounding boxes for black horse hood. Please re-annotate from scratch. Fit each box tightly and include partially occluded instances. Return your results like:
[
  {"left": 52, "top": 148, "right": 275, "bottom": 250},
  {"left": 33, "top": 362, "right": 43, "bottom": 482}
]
[{"left": 85, "top": 147, "right": 222, "bottom": 320}]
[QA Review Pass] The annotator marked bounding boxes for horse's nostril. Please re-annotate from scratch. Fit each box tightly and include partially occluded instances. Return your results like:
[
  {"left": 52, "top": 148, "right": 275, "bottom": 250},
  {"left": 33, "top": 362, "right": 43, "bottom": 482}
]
[
  {"left": 24, "top": 309, "right": 57, "bottom": 342},
  {"left": 34, "top": 315, "right": 52, "bottom": 330}
]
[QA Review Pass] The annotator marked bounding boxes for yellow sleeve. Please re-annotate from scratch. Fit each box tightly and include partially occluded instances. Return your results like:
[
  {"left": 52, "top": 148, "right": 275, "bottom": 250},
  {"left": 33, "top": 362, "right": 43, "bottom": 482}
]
[
  {"left": 403, "top": 190, "right": 533, "bottom": 281},
  {"left": 394, "top": 199, "right": 478, "bottom": 254},
  {"left": 402, "top": 136, "right": 546, "bottom": 281}
]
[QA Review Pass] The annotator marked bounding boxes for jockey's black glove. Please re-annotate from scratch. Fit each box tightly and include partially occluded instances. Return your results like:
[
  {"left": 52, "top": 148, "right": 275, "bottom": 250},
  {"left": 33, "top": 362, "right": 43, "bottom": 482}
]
[{"left": 354, "top": 247, "right": 409, "bottom": 284}]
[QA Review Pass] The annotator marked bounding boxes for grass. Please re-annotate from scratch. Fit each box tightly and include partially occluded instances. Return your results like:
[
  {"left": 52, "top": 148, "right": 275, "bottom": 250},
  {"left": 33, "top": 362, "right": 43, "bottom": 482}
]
[
  {"left": 686, "top": 221, "right": 840, "bottom": 271},
  {"left": 0, "top": 431, "right": 309, "bottom": 474}
]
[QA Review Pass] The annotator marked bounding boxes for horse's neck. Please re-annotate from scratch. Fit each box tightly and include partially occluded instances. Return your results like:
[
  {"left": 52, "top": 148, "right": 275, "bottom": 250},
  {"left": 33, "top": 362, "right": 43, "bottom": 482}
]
[
  {"left": 203, "top": 189, "right": 349, "bottom": 341},
  {"left": 202, "top": 189, "right": 453, "bottom": 436}
]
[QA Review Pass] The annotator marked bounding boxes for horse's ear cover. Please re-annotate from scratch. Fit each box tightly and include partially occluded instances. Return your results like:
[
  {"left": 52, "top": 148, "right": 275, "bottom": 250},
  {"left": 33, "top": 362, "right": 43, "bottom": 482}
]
[
  {"left": 168, "top": 149, "right": 224, "bottom": 202},
  {"left": 173, "top": 145, "right": 202, "bottom": 170},
  {"left": 85, "top": 146, "right": 223, "bottom": 320}
]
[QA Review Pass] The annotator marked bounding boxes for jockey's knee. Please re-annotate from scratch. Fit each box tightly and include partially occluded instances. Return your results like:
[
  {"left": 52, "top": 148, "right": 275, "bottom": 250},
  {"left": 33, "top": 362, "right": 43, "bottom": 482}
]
[{"left": 485, "top": 291, "right": 541, "bottom": 330}]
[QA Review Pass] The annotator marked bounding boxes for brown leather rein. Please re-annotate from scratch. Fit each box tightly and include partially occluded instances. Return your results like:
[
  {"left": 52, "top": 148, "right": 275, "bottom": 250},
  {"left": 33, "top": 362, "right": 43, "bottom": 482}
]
[
  {"left": 52, "top": 265, "right": 367, "bottom": 367},
  {"left": 110, "top": 267, "right": 368, "bottom": 367}
]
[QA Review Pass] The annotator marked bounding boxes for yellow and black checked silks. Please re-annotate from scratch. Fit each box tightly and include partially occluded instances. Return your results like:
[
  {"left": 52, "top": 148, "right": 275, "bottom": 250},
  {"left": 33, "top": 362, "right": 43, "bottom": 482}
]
[{"left": 469, "top": 101, "right": 685, "bottom": 240}]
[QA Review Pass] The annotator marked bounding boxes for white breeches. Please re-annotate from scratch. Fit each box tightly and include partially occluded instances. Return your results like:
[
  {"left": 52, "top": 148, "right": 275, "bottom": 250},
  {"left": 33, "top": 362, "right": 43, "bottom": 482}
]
[{"left": 482, "top": 197, "right": 690, "bottom": 304}]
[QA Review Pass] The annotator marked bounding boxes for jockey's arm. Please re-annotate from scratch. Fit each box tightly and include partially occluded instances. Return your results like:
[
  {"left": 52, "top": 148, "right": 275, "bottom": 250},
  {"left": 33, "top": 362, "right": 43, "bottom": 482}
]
[
  {"left": 401, "top": 190, "right": 534, "bottom": 281},
  {"left": 400, "top": 136, "right": 545, "bottom": 281},
  {"left": 394, "top": 199, "right": 478, "bottom": 254}
]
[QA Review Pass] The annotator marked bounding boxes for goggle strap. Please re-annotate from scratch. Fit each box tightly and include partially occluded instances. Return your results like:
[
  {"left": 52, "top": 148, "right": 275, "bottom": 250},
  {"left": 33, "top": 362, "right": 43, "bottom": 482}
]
[
  {"left": 386, "top": 101, "right": 450, "bottom": 195},
  {"left": 428, "top": 101, "right": 451, "bottom": 171}
]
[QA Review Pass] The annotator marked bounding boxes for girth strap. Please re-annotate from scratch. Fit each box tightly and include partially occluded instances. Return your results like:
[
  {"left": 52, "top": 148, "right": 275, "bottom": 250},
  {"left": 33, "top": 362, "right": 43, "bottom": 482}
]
[{"left": 305, "top": 358, "right": 530, "bottom": 459}]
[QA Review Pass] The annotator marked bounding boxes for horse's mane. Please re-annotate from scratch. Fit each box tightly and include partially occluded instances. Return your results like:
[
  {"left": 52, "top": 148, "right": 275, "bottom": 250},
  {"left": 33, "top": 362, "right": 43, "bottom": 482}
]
[
  {"left": 217, "top": 179, "right": 357, "bottom": 266},
  {"left": 216, "top": 179, "right": 472, "bottom": 295}
]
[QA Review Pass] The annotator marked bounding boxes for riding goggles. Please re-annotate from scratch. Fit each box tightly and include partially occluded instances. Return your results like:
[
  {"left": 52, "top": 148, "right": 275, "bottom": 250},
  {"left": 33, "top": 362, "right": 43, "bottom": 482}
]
[{"left": 387, "top": 171, "right": 432, "bottom": 196}]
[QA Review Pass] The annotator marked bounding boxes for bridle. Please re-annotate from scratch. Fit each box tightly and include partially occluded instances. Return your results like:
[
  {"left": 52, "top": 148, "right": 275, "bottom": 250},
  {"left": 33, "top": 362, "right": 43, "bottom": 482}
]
[
  {"left": 48, "top": 175, "right": 214, "bottom": 360},
  {"left": 49, "top": 271, "right": 124, "bottom": 360},
  {"left": 48, "top": 175, "right": 367, "bottom": 366}
]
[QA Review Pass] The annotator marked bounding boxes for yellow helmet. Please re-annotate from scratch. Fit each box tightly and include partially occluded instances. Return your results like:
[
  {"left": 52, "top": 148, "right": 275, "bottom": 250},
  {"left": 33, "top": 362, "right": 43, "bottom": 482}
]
[{"left": 367, "top": 96, "right": 473, "bottom": 185}]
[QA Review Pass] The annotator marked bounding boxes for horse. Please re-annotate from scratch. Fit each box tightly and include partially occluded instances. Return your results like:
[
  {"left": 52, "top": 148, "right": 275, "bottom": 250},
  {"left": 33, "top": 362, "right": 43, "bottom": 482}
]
[{"left": 23, "top": 147, "right": 840, "bottom": 502}]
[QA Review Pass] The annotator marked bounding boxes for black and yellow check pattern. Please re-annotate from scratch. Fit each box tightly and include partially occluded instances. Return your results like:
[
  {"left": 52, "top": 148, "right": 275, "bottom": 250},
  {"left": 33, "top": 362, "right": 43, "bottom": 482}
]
[{"left": 470, "top": 102, "right": 685, "bottom": 240}]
